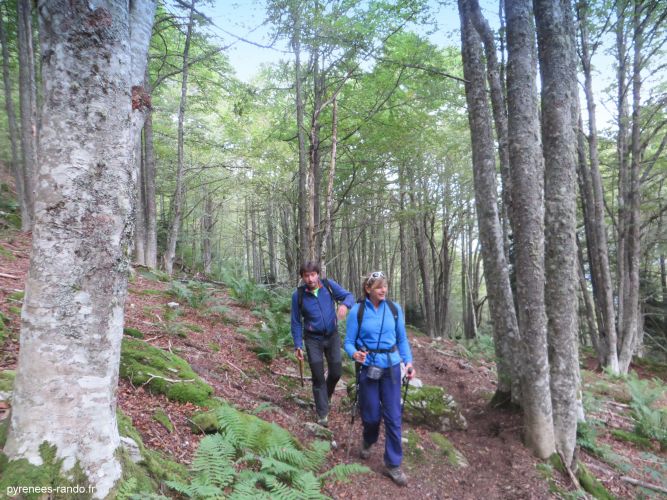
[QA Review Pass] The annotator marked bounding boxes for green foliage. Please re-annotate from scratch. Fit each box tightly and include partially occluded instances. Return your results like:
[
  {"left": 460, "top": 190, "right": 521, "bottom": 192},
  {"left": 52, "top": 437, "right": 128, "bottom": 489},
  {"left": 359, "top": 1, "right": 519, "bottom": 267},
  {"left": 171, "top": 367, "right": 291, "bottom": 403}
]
[
  {"left": 0, "top": 442, "right": 92, "bottom": 500},
  {"left": 577, "top": 463, "right": 615, "bottom": 500},
  {"left": 169, "top": 281, "right": 212, "bottom": 309},
  {"left": 119, "top": 338, "right": 213, "bottom": 405},
  {"left": 123, "top": 327, "right": 145, "bottom": 339},
  {"left": 0, "top": 183, "right": 21, "bottom": 229},
  {"left": 0, "top": 369, "right": 15, "bottom": 393},
  {"left": 7, "top": 290, "right": 24, "bottom": 302},
  {"left": 626, "top": 373, "right": 667, "bottom": 449},
  {"left": 454, "top": 335, "right": 496, "bottom": 363},
  {"left": 241, "top": 308, "right": 293, "bottom": 363},
  {"left": 152, "top": 409, "right": 174, "bottom": 433},
  {"left": 138, "top": 269, "right": 172, "bottom": 282},
  {"left": 223, "top": 273, "right": 270, "bottom": 308},
  {"left": 168, "top": 403, "right": 369, "bottom": 498},
  {"left": 0, "top": 311, "right": 8, "bottom": 348}
]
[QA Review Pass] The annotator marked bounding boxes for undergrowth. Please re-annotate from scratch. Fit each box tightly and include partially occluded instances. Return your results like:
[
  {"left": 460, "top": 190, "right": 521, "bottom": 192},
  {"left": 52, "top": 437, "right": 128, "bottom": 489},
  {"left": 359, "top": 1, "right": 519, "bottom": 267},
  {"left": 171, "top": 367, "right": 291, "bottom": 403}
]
[{"left": 166, "top": 404, "right": 368, "bottom": 498}]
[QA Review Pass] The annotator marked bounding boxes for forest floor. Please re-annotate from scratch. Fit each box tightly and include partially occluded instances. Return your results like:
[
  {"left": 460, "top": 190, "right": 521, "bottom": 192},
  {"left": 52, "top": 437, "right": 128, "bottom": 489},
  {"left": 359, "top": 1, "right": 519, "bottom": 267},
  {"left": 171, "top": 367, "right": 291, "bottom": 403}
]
[{"left": 1, "top": 230, "right": 666, "bottom": 499}]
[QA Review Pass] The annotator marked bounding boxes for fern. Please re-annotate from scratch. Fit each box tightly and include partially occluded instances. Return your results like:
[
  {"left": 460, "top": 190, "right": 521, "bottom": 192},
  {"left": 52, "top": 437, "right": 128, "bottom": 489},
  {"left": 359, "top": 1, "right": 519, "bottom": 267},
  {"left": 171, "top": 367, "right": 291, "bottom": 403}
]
[
  {"left": 293, "top": 472, "right": 329, "bottom": 499},
  {"left": 302, "top": 440, "right": 330, "bottom": 472},
  {"left": 317, "top": 463, "right": 370, "bottom": 483},
  {"left": 190, "top": 435, "right": 236, "bottom": 487},
  {"left": 627, "top": 374, "right": 667, "bottom": 448},
  {"left": 116, "top": 478, "right": 138, "bottom": 500}
]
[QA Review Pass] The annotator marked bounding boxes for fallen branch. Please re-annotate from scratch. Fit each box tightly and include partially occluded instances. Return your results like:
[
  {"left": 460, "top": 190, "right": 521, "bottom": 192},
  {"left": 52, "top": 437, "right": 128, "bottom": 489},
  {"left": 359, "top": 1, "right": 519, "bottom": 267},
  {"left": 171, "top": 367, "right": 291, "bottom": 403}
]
[
  {"left": 434, "top": 348, "right": 460, "bottom": 359},
  {"left": 0, "top": 272, "right": 18, "bottom": 279},
  {"left": 222, "top": 360, "right": 249, "bottom": 379},
  {"left": 620, "top": 476, "right": 667, "bottom": 494},
  {"left": 270, "top": 369, "right": 312, "bottom": 382},
  {"left": 143, "top": 373, "right": 195, "bottom": 385},
  {"left": 558, "top": 451, "right": 581, "bottom": 490}
]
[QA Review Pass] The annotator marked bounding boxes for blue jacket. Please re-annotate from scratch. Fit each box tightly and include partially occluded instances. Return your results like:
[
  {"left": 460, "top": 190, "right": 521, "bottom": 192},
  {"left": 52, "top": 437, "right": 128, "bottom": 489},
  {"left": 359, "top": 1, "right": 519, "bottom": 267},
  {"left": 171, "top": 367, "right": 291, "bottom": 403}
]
[
  {"left": 345, "top": 298, "right": 413, "bottom": 368},
  {"left": 290, "top": 278, "right": 355, "bottom": 349}
]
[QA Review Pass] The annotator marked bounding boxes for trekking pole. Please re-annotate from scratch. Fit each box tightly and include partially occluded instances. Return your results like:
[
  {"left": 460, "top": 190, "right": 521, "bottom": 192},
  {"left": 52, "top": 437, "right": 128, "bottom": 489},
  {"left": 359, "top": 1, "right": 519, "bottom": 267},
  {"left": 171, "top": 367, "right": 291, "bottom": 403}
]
[
  {"left": 401, "top": 367, "right": 413, "bottom": 412},
  {"left": 345, "top": 361, "right": 361, "bottom": 460},
  {"left": 298, "top": 356, "right": 304, "bottom": 387}
]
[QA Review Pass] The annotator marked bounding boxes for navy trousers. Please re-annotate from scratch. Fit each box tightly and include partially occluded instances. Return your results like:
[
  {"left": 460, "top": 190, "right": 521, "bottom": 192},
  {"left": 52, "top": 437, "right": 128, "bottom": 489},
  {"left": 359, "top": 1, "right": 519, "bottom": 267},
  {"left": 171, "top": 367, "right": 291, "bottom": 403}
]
[{"left": 358, "top": 363, "right": 403, "bottom": 467}]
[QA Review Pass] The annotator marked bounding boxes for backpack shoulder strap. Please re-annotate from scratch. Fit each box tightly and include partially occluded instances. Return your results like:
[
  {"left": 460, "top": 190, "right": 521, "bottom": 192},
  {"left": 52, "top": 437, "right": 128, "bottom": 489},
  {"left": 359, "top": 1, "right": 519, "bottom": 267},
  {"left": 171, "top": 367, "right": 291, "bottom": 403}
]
[
  {"left": 386, "top": 300, "right": 399, "bottom": 322},
  {"left": 297, "top": 285, "right": 306, "bottom": 317},
  {"left": 356, "top": 297, "right": 365, "bottom": 329},
  {"left": 322, "top": 278, "right": 336, "bottom": 305}
]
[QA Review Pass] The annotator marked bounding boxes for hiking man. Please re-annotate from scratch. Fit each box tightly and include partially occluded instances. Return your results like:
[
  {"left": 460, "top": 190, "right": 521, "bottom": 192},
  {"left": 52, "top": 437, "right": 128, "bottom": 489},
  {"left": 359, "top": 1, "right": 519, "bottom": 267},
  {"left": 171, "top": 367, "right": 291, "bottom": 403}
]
[{"left": 291, "top": 260, "right": 354, "bottom": 427}]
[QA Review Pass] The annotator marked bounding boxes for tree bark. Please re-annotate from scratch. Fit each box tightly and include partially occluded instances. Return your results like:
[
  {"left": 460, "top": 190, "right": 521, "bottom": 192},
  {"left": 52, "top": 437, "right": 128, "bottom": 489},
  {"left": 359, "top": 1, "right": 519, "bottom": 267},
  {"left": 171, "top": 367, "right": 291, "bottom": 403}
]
[
  {"left": 164, "top": 0, "right": 195, "bottom": 275},
  {"left": 459, "top": 0, "right": 518, "bottom": 396},
  {"left": 5, "top": 2, "right": 155, "bottom": 496},
  {"left": 0, "top": 6, "right": 24, "bottom": 223},
  {"left": 506, "top": 0, "right": 555, "bottom": 459},
  {"left": 319, "top": 96, "right": 338, "bottom": 276},
  {"left": 142, "top": 68, "right": 158, "bottom": 269},
  {"left": 534, "top": 0, "right": 580, "bottom": 467},
  {"left": 577, "top": 1, "right": 619, "bottom": 371},
  {"left": 17, "top": 0, "right": 37, "bottom": 230}
]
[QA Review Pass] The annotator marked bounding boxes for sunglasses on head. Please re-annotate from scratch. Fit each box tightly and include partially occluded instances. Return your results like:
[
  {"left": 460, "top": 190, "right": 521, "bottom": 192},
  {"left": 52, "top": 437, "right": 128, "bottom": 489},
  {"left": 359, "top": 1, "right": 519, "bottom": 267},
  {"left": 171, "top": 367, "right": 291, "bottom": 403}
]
[{"left": 369, "top": 271, "right": 385, "bottom": 280}]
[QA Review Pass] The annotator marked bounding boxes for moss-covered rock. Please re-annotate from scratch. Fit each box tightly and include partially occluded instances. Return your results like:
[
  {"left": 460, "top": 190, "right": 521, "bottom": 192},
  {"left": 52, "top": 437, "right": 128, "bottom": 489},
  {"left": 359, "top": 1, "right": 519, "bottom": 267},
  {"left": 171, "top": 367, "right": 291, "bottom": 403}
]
[
  {"left": 120, "top": 338, "right": 213, "bottom": 405},
  {"left": 189, "top": 411, "right": 220, "bottom": 434},
  {"left": 577, "top": 462, "right": 615, "bottom": 500},
  {"left": 430, "top": 432, "right": 468, "bottom": 467},
  {"left": 403, "top": 385, "right": 468, "bottom": 432}
]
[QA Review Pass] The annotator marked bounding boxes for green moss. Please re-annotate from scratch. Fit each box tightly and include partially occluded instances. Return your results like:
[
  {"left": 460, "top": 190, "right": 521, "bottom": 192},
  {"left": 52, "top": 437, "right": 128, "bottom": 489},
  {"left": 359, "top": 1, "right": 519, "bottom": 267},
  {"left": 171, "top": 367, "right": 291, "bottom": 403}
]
[
  {"left": 0, "top": 244, "right": 15, "bottom": 260},
  {"left": 152, "top": 409, "right": 174, "bottom": 433},
  {"left": 0, "top": 442, "right": 92, "bottom": 500},
  {"left": 129, "top": 288, "right": 170, "bottom": 296},
  {"left": 0, "top": 311, "right": 8, "bottom": 348},
  {"left": 430, "top": 432, "right": 463, "bottom": 467},
  {"left": 577, "top": 462, "right": 615, "bottom": 500},
  {"left": 0, "top": 370, "right": 15, "bottom": 393},
  {"left": 7, "top": 291, "right": 24, "bottom": 302},
  {"left": 119, "top": 338, "right": 213, "bottom": 405},
  {"left": 185, "top": 323, "right": 203, "bottom": 333},
  {"left": 123, "top": 327, "right": 144, "bottom": 339},
  {"left": 189, "top": 411, "right": 220, "bottom": 434},
  {"left": 0, "top": 417, "right": 8, "bottom": 448},
  {"left": 137, "top": 269, "right": 171, "bottom": 282},
  {"left": 610, "top": 429, "right": 653, "bottom": 449},
  {"left": 208, "top": 342, "right": 220, "bottom": 352},
  {"left": 9, "top": 306, "right": 21, "bottom": 316},
  {"left": 403, "top": 428, "right": 423, "bottom": 460}
]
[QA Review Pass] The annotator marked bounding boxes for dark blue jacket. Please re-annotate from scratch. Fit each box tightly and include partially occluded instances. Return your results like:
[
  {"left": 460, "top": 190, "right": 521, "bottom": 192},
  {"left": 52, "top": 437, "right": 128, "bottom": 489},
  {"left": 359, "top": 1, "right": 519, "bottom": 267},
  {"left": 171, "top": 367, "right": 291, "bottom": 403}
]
[{"left": 290, "top": 278, "right": 355, "bottom": 349}]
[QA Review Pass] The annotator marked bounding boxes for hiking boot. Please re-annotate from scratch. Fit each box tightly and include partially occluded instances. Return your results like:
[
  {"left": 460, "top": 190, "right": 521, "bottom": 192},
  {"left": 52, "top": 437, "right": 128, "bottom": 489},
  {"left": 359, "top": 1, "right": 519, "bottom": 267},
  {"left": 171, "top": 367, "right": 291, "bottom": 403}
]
[
  {"left": 360, "top": 441, "right": 372, "bottom": 459},
  {"left": 317, "top": 415, "right": 329, "bottom": 427},
  {"left": 383, "top": 465, "right": 408, "bottom": 487}
]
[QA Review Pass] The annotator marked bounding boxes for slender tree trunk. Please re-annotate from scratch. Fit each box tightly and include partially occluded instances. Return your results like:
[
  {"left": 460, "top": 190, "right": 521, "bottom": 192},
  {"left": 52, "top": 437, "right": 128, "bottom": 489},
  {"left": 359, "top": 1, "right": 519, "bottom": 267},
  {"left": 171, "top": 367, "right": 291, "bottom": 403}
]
[
  {"left": 577, "top": 1, "right": 619, "bottom": 371},
  {"left": 134, "top": 138, "right": 146, "bottom": 264},
  {"left": 17, "top": 0, "right": 37, "bottom": 230},
  {"left": 459, "top": 0, "right": 519, "bottom": 396},
  {"left": 266, "top": 198, "right": 277, "bottom": 283},
  {"left": 164, "top": 0, "right": 195, "bottom": 275},
  {"left": 0, "top": 7, "right": 25, "bottom": 223},
  {"left": 506, "top": 0, "right": 555, "bottom": 459},
  {"left": 201, "top": 191, "right": 213, "bottom": 274},
  {"left": 291, "top": 6, "right": 309, "bottom": 266},
  {"left": 143, "top": 69, "right": 158, "bottom": 269},
  {"left": 618, "top": 0, "right": 643, "bottom": 373},
  {"left": 319, "top": 97, "right": 337, "bottom": 276},
  {"left": 5, "top": 2, "right": 155, "bottom": 496},
  {"left": 577, "top": 235, "right": 601, "bottom": 355}
]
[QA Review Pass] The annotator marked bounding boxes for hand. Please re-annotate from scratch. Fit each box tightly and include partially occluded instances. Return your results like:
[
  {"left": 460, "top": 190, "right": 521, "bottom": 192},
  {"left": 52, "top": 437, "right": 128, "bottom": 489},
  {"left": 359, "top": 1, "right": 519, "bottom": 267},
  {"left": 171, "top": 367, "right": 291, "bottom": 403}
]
[
  {"left": 405, "top": 363, "right": 415, "bottom": 380},
  {"left": 295, "top": 348, "right": 304, "bottom": 361},
  {"left": 336, "top": 304, "right": 349, "bottom": 321},
  {"left": 353, "top": 350, "right": 367, "bottom": 363}
]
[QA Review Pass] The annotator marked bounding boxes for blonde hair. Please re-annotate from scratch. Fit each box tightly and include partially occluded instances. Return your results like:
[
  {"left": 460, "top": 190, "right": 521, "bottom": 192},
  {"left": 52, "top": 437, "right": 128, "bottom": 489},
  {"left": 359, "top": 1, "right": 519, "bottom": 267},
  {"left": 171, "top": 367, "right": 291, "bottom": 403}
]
[{"left": 363, "top": 271, "right": 387, "bottom": 291}]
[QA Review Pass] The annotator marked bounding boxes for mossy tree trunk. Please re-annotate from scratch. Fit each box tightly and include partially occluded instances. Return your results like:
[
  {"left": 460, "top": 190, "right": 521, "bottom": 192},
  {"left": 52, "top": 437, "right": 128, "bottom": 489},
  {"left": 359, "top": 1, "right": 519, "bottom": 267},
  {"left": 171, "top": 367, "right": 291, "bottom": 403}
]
[{"left": 4, "top": 2, "right": 155, "bottom": 497}]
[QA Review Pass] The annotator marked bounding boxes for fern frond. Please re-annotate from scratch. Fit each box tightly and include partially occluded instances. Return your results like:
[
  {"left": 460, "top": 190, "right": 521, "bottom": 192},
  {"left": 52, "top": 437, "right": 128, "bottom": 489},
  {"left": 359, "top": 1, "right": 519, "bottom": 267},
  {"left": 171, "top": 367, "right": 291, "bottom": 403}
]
[
  {"left": 187, "top": 478, "right": 224, "bottom": 498},
  {"left": 317, "top": 463, "right": 370, "bottom": 484},
  {"left": 263, "top": 475, "right": 302, "bottom": 500},
  {"left": 215, "top": 405, "right": 250, "bottom": 449},
  {"left": 259, "top": 455, "right": 301, "bottom": 479},
  {"left": 303, "top": 440, "right": 330, "bottom": 471},
  {"left": 165, "top": 480, "right": 196, "bottom": 498},
  {"left": 264, "top": 445, "right": 310, "bottom": 468},
  {"left": 293, "top": 471, "right": 328, "bottom": 499},
  {"left": 190, "top": 434, "right": 236, "bottom": 487},
  {"left": 116, "top": 477, "right": 138, "bottom": 500}
]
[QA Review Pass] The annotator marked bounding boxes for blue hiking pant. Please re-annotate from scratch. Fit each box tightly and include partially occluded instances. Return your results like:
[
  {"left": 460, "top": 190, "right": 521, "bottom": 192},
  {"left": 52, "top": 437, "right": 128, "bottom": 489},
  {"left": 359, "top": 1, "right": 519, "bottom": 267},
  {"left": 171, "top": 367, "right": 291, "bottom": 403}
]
[{"left": 358, "top": 363, "right": 403, "bottom": 467}]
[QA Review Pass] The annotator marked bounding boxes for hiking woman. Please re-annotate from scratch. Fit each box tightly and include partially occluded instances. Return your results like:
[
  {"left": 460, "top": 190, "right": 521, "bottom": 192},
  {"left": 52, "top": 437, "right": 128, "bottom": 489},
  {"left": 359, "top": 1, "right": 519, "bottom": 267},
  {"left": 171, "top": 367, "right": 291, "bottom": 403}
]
[{"left": 344, "top": 271, "right": 415, "bottom": 486}]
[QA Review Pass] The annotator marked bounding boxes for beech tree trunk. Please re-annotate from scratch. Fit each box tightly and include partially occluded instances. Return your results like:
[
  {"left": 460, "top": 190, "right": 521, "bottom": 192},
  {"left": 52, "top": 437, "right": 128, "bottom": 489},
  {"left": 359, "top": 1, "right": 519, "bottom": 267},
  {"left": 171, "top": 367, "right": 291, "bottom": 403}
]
[
  {"left": 0, "top": 7, "right": 24, "bottom": 222},
  {"left": 534, "top": 0, "right": 580, "bottom": 467},
  {"left": 142, "top": 69, "right": 158, "bottom": 269},
  {"left": 506, "top": 0, "right": 555, "bottom": 459},
  {"left": 4, "top": 2, "right": 155, "bottom": 496},
  {"left": 17, "top": 0, "right": 37, "bottom": 230},
  {"left": 164, "top": 0, "right": 195, "bottom": 275},
  {"left": 459, "top": 0, "right": 518, "bottom": 396}
]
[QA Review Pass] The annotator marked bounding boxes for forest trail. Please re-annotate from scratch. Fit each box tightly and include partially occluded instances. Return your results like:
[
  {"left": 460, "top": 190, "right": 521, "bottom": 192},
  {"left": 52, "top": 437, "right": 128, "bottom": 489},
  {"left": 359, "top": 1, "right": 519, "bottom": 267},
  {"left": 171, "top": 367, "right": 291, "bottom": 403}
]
[{"left": 0, "top": 232, "right": 660, "bottom": 499}]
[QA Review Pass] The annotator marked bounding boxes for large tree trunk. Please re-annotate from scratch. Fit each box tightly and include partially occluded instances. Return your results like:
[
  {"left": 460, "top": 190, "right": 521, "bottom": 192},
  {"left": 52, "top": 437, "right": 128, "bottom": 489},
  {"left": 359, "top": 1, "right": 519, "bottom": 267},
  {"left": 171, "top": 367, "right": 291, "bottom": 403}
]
[
  {"left": 459, "top": 0, "right": 519, "bottom": 397},
  {"left": 164, "top": 0, "right": 195, "bottom": 275},
  {"left": 4, "top": 2, "right": 155, "bottom": 496},
  {"left": 17, "top": 0, "right": 38, "bottom": 230},
  {"left": 534, "top": 0, "right": 580, "bottom": 467},
  {"left": 506, "top": 0, "right": 555, "bottom": 459},
  {"left": 0, "top": 7, "right": 25, "bottom": 222},
  {"left": 134, "top": 139, "right": 146, "bottom": 264}
]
